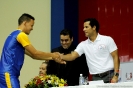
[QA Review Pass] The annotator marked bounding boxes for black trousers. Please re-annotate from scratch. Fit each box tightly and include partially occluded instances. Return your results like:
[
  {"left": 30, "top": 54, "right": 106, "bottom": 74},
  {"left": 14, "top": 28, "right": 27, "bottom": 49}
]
[{"left": 92, "top": 70, "right": 114, "bottom": 83}]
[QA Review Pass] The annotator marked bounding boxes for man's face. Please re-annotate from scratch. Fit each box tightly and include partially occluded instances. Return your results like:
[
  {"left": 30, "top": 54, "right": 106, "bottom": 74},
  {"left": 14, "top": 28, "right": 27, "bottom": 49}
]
[
  {"left": 39, "top": 63, "right": 47, "bottom": 76},
  {"left": 24, "top": 19, "right": 34, "bottom": 35},
  {"left": 83, "top": 21, "right": 95, "bottom": 37},
  {"left": 60, "top": 35, "right": 73, "bottom": 49}
]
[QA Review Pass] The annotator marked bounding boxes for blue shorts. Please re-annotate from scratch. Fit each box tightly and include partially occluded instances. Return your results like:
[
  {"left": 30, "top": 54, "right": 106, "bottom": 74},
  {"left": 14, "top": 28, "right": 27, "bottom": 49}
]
[{"left": 0, "top": 72, "right": 20, "bottom": 88}]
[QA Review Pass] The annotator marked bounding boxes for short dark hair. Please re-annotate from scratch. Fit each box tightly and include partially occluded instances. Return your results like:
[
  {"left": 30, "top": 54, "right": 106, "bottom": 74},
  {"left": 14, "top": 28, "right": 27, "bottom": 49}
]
[
  {"left": 84, "top": 18, "right": 100, "bottom": 32},
  {"left": 18, "top": 13, "right": 35, "bottom": 25},
  {"left": 60, "top": 29, "right": 73, "bottom": 39}
]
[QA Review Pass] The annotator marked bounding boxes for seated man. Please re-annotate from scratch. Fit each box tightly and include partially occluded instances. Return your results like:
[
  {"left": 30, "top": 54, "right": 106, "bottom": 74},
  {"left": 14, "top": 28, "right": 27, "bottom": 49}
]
[
  {"left": 25, "top": 61, "right": 48, "bottom": 87},
  {"left": 39, "top": 61, "right": 48, "bottom": 76},
  {"left": 47, "top": 29, "right": 89, "bottom": 86}
]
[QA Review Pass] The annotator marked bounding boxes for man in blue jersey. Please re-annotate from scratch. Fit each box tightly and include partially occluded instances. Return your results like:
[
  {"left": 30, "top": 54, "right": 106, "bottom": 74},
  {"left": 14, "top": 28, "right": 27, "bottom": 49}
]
[{"left": 0, "top": 13, "right": 65, "bottom": 88}]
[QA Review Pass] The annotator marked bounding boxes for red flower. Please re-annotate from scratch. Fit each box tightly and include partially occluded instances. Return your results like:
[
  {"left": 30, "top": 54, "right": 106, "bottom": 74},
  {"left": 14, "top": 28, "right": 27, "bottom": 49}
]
[
  {"left": 64, "top": 83, "right": 68, "bottom": 86},
  {"left": 36, "top": 79, "right": 42, "bottom": 85}
]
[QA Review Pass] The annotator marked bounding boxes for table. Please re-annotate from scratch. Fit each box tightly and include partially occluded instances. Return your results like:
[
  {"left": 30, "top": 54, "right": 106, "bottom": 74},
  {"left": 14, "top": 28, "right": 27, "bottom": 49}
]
[{"left": 52, "top": 82, "right": 133, "bottom": 88}]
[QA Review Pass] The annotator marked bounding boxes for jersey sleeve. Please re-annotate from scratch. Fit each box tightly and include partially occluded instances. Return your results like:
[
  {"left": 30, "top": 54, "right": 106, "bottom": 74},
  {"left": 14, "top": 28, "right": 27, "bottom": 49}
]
[{"left": 16, "top": 32, "right": 31, "bottom": 47}]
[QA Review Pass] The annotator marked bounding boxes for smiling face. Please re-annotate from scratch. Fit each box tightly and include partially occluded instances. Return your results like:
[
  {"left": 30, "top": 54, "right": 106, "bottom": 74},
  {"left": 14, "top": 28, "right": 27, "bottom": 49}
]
[
  {"left": 83, "top": 21, "right": 96, "bottom": 38},
  {"left": 60, "top": 35, "right": 73, "bottom": 49},
  {"left": 24, "top": 19, "right": 34, "bottom": 35},
  {"left": 18, "top": 13, "right": 35, "bottom": 35}
]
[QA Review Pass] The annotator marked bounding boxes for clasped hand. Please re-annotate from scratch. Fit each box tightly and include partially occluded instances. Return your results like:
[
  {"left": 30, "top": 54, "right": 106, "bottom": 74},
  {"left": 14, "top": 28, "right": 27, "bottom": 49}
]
[{"left": 52, "top": 52, "right": 66, "bottom": 64}]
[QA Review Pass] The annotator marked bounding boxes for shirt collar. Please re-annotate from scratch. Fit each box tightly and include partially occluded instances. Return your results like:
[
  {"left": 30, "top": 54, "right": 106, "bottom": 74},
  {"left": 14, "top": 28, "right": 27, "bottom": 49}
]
[{"left": 88, "top": 33, "right": 101, "bottom": 43}]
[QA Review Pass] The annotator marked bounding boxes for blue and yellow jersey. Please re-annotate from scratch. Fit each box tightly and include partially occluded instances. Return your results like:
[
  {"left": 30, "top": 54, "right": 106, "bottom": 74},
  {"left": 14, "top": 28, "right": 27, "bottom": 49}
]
[{"left": 0, "top": 29, "right": 30, "bottom": 77}]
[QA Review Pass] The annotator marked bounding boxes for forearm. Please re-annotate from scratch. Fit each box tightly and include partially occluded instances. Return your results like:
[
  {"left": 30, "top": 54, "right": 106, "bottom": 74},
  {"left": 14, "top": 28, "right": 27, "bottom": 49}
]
[
  {"left": 111, "top": 56, "right": 120, "bottom": 83},
  {"left": 24, "top": 45, "right": 57, "bottom": 60},
  {"left": 61, "top": 51, "right": 79, "bottom": 61},
  {"left": 61, "top": 54, "right": 74, "bottom": 61},
  {"left": 111, "top": 50, "right": 120, "bottom": 73},
  {"left": 113, "top": 56, "right": 120, "bottom": 72},
  {"left": 28, "top": 50, "right": 54, "bottom": 60},
  {"left": 33, "top": 51, "right": 54, "bottom": 60},
  {"left": 33, "top": 56, "right": 53, "bottom": 60}
]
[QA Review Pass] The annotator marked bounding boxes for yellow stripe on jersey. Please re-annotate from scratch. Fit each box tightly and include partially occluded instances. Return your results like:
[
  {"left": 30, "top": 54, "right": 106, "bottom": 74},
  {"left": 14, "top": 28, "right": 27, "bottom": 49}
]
[
  {"left": 5, "top": 72, "right": 12, "bottom": 88},
  {"left": 17, "top": 32, "right": 31, "bottom": 47}
]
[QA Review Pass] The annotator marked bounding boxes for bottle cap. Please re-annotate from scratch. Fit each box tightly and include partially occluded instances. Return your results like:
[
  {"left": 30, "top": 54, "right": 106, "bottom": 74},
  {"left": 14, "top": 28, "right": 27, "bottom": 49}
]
[{"left": 80, "top": 74, "right": 83, "bottom": 76}]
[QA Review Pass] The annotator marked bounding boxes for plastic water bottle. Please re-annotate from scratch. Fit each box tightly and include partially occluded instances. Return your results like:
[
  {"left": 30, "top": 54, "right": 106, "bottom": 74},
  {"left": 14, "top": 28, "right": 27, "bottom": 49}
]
[{"left": 79, "top": 74, "right": 84, "bottom": 85}]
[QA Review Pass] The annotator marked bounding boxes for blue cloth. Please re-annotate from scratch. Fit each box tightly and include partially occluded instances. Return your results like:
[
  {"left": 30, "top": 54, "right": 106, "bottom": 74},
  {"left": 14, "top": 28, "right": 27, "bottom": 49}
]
[{"left": 0, "top": 30, "right": 25, "bottom": 88}]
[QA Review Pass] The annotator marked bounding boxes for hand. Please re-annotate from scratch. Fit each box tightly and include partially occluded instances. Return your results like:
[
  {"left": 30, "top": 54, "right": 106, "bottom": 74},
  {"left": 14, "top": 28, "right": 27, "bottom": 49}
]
[
  {"left": 52, "top": 52, "right": 60, "bottom": 59},
  {"left": 111, "top": 76, "right": 118, "bottom": 83},
  {"left": 52, "top": 52, "right": 66, "bottom": 64}
]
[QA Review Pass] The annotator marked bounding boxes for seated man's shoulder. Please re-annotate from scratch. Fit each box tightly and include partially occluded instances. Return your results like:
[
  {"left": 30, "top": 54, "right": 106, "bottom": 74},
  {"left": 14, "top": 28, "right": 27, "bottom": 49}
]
[{"left": 52, "top": 46, "right": 62, "bottom": 52}]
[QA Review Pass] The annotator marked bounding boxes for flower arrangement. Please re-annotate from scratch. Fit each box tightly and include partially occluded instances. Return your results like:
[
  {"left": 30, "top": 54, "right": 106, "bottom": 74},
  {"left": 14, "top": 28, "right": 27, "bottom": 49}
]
[{"left": 25, "top": 74, "right": 67, "bottom": 88}]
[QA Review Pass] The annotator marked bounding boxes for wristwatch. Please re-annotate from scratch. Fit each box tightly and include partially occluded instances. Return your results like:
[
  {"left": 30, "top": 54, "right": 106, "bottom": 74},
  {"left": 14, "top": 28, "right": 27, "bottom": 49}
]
[{"left": 114, "top": 72, "right": 119, "bottom": 77}]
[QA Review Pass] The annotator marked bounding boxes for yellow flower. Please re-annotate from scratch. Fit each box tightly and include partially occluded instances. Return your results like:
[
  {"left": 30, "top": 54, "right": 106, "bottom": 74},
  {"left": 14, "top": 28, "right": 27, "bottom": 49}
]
[
  {"left": 25, "top": 75, "right": 67, "bottom": 88},
  {"left": 59, "top": 83, "right": 64, "bottom": 87},
  {"left": 60, "top": 79, "right": 65, "bottom": 83},
  {"left": 51, "top": 79, "right": 54, "bottom": 83},
  {"left": 40, "top": 77, "right": 45, "bottom": 81},
  {"left": 28, "top": 79, "right": 34, "bottom": 85},
  {"left": 28, "top": 81, "right": 32, "bottom": 85}
]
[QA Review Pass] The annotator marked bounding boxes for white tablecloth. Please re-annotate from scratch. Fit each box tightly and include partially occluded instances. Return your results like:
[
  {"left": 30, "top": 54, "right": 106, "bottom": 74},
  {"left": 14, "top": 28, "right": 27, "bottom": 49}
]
[{"left": 52, "top": 82, "right": 133, "bottom": 88}]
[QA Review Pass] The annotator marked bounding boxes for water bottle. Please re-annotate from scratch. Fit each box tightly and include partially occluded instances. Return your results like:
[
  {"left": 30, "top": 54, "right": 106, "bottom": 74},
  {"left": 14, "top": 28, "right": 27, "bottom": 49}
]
[{"left": 79, "top": 74, "right": 84, "bottom": 85}]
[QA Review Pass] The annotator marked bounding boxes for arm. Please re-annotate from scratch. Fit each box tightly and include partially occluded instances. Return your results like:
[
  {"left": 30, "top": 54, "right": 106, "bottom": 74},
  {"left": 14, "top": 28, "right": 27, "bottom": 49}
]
[
  {"left": 111, "top": 49, "right": 120, "bottom": 73},
  {"left": 17, "top": 32, "right": 64, "bottom": 63},
  {"left": 111, "top": 49, "right": 120, "bottom": 83},
  {"left": 61, "top": 51, "right": 79, "bottom": 61},
  {"left": 24, "top": 44, "right": 58, "bottom": 60}
]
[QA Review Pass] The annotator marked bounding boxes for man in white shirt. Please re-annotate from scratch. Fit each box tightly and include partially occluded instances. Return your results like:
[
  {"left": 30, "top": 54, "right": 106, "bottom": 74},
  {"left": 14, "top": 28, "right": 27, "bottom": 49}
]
[{"left": 60, "top": 18, "right": 120, "bottom": 83}]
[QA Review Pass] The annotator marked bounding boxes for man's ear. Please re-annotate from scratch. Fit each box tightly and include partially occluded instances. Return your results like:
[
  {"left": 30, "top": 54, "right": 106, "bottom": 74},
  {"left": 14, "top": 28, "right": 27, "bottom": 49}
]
[
  {"left": 93, "top": 26, "right": 96, "bottom": 31},
  {"left": 22, "top": 21, "right": 27, "bottom": 26}
]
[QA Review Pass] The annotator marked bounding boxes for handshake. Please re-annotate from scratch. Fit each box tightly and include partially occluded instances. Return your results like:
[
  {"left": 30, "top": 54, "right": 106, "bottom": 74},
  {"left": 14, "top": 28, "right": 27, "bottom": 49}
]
[{"left": 52, "top": 52, "right": 66, "bottom": 64}]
